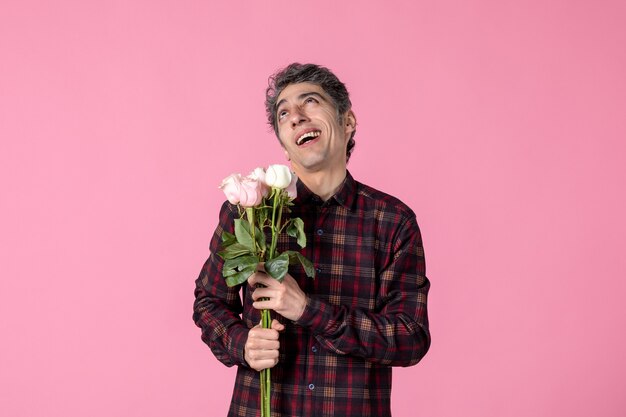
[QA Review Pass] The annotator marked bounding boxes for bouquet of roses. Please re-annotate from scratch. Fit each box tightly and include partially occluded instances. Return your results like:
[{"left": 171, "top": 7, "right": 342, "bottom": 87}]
[{"left": 217, "top": 164, "right": 315, "bottom": 417}]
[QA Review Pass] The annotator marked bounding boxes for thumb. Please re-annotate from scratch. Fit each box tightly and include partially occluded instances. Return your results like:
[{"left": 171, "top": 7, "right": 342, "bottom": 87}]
[{"left": 271, "top": 319, "right": 285, "bottom": 332}]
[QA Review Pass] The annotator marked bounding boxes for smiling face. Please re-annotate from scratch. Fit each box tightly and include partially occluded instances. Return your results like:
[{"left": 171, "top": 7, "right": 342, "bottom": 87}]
[{"left": 275, "top": 82, "right": 355, "bottom": 176}]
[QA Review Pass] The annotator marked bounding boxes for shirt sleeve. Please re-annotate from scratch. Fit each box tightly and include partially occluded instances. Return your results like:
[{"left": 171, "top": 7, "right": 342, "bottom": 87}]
[
  {"left": 295, "top": 214, "right": 431, "bottom": 367},
  {"left": 192, "top": 201, "right": 250, "bottom": 368}
]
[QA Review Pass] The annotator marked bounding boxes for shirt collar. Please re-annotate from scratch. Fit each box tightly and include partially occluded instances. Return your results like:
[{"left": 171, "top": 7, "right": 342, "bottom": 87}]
[{"left": 295, "top": 171, "right": 357, "bottom": 210}]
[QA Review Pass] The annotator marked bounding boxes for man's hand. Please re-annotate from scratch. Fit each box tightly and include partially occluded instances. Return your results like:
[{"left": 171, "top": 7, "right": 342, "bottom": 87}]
[
  {"left": 248, "top": 270, "right": 307, "bottom": 322},
  {"left": 244, "top": 319, "right": 285, "bottom": 372}
]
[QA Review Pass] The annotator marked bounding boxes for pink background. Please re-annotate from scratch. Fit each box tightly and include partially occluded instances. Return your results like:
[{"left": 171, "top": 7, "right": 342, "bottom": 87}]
[{"left": 1, "top": 1, "right": 625, "bottom": 416}]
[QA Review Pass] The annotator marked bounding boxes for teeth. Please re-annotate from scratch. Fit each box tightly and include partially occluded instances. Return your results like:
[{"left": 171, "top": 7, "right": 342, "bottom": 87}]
[{"left": 296, "top": 131, "right": 320, "bottom": 145}]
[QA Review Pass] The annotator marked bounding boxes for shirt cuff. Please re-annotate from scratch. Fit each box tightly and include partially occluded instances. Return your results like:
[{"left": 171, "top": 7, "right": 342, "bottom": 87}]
[
  {"left": 295, "top": 295, "right": 338, "bottom": 335},
  {"left": 227, "top": 323, "right": 251, "bottom": 368}
]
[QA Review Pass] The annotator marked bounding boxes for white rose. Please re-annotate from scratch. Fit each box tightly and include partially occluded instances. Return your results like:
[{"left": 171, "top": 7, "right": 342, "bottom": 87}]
[{"left": 264, "top": 164, "right": 292, "bottom": 189}]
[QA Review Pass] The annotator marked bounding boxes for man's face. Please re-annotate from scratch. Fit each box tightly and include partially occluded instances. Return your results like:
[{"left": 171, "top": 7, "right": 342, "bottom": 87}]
[{"left": 275, "top": 82, "right": 355, "bottom": 175}]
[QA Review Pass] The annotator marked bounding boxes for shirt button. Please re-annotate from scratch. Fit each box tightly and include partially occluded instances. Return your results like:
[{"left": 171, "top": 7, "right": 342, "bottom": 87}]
[
  {"left": 308, "top": 383, "right": 315, "bottom": 390},
  {"left": 316, "top": 229, "right": 324, "bottom": 236},
  {"left": 312, "top": 346, "right": 318, "bottom": 353},
  {"left": 315, "top": 267, "right": 322, "bottom": 274}
]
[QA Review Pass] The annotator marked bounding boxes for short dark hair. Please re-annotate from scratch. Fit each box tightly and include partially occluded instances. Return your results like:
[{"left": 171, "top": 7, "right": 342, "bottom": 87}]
[{"left": 265, "top": 63, "right": 356, "bottom": 161}]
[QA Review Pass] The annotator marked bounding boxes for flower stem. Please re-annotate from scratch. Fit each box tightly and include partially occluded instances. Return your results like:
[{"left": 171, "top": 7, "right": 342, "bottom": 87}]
[
  {"left": 268, "top": 188, "right": 281, "bottom": 259},
  {"left": 262, "top": 189, "right": 282, "bottom": 417},
  {"left": 245, "top": 207, "right": 257, "bottom": 253},
  {"left": 260, "top": 308, "right": 271, "bottom": 417}
]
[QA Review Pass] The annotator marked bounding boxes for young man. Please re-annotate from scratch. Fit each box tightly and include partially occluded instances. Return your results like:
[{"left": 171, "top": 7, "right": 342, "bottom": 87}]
[{"left": 193, "top": 63, "right": 430, "bottom": 417}]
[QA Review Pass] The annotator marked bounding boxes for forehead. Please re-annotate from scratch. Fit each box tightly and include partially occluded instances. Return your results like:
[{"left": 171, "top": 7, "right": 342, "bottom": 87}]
[{"left": 276, "top": 82, "right": 330, "bottom": 106}]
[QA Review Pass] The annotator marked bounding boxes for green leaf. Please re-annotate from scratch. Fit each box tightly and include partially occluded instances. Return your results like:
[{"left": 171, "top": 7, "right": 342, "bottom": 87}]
[
  {"left": 222, "top": 267, "right": 238, "bottom": 277},
  {"left": 217, "top": 243, "right": 254, "bottom": 260},
  {"left": 286, "top": 217, "right": 307, "bottom": 248},
  {"left": 223, "top": 255, "right": 259, "bottom": 273},
  {"left": 296, "top": 253, "right": 315, "bottom": 278},
  {"left": 284, "top": 251, "right": 316, "bottom": 279},
  {"left": 222, "top": 255, "right": 259, "bottom": 287},
  {"left": 225, "top": 266, "right": 257, "bottom": 287},
  {"left": 234, "top": 219, "right": 255, "bottom": 252},
  {"left": 254, "top": 224, "right": 266, "bottom": 251},
  {"left": 257, "top": 205, "right": 268, "bottom": 230},
  {"left": 221, "top": 231, "right": 237, "bottom": 246},
  {"left": 265, "top": 252, "right": 290, "bottom": 282},
  {"left": 296, "top": 252, "right": 315, "bottom": 278}
]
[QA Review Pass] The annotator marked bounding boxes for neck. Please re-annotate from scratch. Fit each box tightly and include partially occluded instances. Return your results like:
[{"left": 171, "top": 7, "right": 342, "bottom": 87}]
[{"left": 295, "top": 166, "right": 347, "bottom": 201}]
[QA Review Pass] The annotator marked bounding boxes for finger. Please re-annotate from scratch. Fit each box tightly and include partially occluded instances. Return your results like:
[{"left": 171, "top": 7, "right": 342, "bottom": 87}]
[
  {"left": 252, "top": 298, "right": 274, "bottom": 311},
  {"left": 246, "top": 347, "right": 279, "bottom": 364},
  {"left": 248, "top": 350, "right": 279, "bottom": 362},
  {"left": 248, "top": 271, "right": 277, "bottom": 287},
  {"left": 251, "top": 287, "right": 275, "bottom": 301},
  {"left": 249, "top": 357, "right": 279, "bottom": 371},
  {"left": 247, "top": 272, "right": 262, "bottom": 287},
  {"left": 271, "top": 319, "right": 285, "bottom": 332},
  {"left": 249, "top": 327, "right": 280, "bottom": 340},
  {"left": 246, "top": 338, "right": 280, "bottom": 351}
]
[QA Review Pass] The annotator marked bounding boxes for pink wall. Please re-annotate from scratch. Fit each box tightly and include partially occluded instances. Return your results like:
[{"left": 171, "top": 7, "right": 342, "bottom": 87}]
[{"left": 2, "top": 1, "right": 625, "bottom": 416}]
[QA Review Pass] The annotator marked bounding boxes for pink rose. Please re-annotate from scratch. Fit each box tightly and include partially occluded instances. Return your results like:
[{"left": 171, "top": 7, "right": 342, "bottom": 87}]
[
  {"left": 286, "top": 172, "right": 298, "bottom": 199},
  {"left": 247, "top": 167, "right": 270, "bottom": 198},
  {"left": 219, "top": 173, "right": 244, "bottom": 205},
  {"left": 239, "top": 176, "right": 265, "bottom": 207},
  {"left": 219, "top": 173, "right": 265, "bottom": 207}
]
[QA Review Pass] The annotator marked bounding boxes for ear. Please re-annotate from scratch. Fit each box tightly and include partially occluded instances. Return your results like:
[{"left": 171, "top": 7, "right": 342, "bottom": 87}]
[{"left": 344, "top": 110, "right": 357, "bottom": 136}]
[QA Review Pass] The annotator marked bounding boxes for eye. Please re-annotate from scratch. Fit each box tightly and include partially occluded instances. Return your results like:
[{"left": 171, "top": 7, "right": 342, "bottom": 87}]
[
  {"left": 304, "top": 96, "right": 318, "bottom": 104},
  {"left": 277, "top": 109, "right": 288, "bottom": 120}
]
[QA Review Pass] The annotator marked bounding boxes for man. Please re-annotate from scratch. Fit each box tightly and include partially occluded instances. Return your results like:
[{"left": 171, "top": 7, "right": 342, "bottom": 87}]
[{"left": 193, "top": 63, "right": 430, "bottom": 416}]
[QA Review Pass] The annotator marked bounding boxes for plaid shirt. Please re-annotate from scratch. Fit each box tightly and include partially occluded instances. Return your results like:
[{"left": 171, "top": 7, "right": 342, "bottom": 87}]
[{"left": 193, "top": 172, "right": 430, "bottom": 417}]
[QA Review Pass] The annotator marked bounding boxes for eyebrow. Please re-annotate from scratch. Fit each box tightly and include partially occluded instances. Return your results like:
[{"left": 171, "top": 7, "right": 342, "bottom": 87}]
[{"left": 276, "top": 92, "right": 327, "bottom": 114}]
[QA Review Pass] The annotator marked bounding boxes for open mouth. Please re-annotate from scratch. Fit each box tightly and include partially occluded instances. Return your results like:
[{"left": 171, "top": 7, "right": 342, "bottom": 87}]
[{"left": 296, "top": 130, "right": 321, "bottom": 146}]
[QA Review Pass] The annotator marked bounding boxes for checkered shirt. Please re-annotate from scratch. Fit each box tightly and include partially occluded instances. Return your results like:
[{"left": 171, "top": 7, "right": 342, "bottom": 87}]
[{"left": 193, "top": 171, "right": 430, "bottom": 417}]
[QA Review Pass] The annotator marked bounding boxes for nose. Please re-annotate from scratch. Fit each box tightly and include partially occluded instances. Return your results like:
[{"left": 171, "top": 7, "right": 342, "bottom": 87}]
[{"left": 289, "top": 106, "right": 308, "bottom": 128}]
